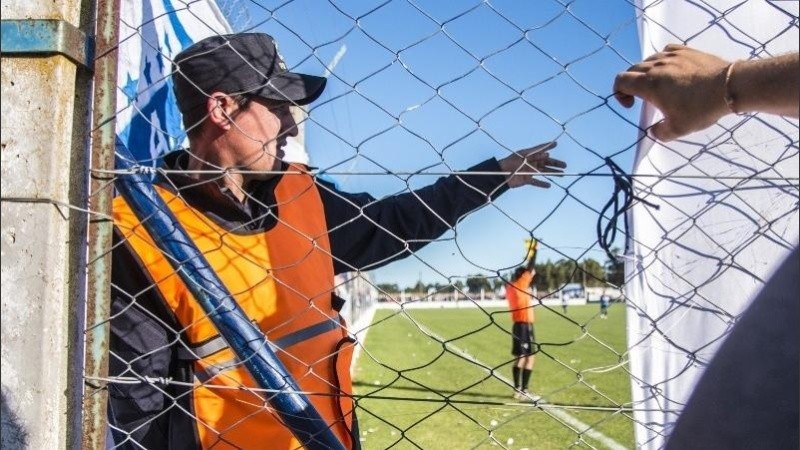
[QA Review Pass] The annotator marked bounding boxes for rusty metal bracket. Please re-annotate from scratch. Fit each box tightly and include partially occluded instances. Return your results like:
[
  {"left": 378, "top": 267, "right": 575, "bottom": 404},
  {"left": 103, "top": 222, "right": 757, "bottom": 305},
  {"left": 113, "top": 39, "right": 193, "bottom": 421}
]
[{"left": 1, "top": 19, "right": 93, "bottom": 69}]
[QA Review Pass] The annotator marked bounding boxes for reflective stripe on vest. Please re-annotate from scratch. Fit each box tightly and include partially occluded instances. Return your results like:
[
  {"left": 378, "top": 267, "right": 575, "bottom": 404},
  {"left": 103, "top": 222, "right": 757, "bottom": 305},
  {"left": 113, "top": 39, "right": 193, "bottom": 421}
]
[
  {"left": 179, "top": 317, "right": 343, "bottom": 382},
  {"left": 113, "top": 166, "right": 355, "bottom": 450}
]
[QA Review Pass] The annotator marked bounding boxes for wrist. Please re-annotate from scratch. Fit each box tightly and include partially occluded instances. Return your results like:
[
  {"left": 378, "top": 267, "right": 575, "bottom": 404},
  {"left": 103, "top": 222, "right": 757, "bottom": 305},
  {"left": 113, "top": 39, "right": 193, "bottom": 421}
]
[
  {"left": 726, "top": 57, "right": 796, "bottom": 117},
  {"left": 723, "top": 61, "right": 742, "bottom": 115},
  {"left": 705, "top": 62, "right": 733, "bottom": 123}
]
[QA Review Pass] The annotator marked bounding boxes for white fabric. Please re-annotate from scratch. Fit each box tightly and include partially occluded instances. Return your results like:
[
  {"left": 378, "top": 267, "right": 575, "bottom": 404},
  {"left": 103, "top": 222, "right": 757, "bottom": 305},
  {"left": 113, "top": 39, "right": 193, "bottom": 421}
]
[{"left": 627, "top": 2, "right": 799, "bottom": 449}]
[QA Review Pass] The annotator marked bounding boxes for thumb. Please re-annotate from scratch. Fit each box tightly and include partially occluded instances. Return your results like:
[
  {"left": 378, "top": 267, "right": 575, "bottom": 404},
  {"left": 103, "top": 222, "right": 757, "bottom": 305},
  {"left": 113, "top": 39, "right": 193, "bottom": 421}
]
[{"left": 650, "top": 118, "right": 681, "bottom": 142}]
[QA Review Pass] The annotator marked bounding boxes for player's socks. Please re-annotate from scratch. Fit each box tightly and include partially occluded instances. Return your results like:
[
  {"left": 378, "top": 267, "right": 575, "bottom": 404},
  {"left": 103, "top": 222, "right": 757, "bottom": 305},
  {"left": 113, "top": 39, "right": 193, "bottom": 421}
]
[
  {"left": 521, "top": 369, "right": 532, "bottom": 391},
  {"left": 512, "top": 366, "right": 521, "bottom": 390}
]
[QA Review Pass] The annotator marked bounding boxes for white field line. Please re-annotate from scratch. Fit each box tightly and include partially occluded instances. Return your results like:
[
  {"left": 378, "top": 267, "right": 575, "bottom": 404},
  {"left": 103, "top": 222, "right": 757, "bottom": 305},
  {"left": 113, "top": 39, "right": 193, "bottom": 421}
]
[{"left": 352, "top": 305, "right": 628, "bottom": 450}]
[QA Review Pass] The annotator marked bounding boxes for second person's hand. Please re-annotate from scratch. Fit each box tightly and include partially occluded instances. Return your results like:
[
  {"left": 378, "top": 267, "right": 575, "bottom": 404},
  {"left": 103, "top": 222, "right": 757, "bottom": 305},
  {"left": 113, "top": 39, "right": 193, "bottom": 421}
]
[{"left": 613, "top": 44, "right": 731, "bottom": 142}]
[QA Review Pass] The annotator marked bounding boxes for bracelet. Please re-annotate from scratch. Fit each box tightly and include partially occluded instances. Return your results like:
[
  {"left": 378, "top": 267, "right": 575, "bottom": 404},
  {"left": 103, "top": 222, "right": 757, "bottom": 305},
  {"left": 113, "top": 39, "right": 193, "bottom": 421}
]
[{"left": 723, "top": 61, "right": 741, "bottom": 115}]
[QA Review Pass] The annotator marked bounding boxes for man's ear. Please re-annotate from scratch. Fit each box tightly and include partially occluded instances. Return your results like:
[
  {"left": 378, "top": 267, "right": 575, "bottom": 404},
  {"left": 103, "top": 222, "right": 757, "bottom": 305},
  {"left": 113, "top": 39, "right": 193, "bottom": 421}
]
[{"left": 206, "top": 92, "right": 236, "bottom": 131}]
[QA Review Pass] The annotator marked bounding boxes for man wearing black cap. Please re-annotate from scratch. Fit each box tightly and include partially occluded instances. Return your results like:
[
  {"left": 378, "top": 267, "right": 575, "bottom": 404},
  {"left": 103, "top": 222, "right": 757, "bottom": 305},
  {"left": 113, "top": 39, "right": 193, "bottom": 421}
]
[{"left": 108, "top": 33, "right": 566, "bottom": 450}]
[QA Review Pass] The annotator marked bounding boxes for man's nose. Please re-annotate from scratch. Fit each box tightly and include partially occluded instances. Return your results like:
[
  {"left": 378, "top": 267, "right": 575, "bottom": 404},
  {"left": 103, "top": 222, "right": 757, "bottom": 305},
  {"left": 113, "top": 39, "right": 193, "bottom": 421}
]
[{"left": 281, "top": 110, "right": 299, "bottom": 137}]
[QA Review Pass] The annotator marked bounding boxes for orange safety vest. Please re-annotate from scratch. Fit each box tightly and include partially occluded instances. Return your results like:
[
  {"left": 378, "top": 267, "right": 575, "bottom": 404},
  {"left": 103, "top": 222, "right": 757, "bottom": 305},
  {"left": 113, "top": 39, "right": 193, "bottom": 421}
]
[
  {"left": 113, "top": 166, "right": 355, "bottom": 449},
  {"left": 506, "top": 271, "right": 534, "bottom": 323}
]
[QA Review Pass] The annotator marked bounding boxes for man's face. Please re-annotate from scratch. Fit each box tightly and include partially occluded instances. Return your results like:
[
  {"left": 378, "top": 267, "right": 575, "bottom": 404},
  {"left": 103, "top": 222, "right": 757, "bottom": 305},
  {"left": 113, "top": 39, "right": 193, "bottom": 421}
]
[{"left": 228, "top": 96, "right": 298, "bottom": 177}]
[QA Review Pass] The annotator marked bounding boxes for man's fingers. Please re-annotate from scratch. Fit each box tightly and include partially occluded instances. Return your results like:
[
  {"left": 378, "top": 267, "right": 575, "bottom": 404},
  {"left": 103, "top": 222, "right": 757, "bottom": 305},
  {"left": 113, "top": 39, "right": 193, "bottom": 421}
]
[
  {"left": 504, "top": 141, "right": 565, "bottom": 188},
  {"left": 625, "top": 61, "right": 653, "bottom": 73},
  {"left": 508, "top": 171, "right": 555, "bottom": 188},
  {"left": 663, "top": 43, "right": 687, "bottom": 52},
  {"left": 527, "top": 178, "right": 551, "bottom": 189},
  {"left": 532, "top": 159, "right": 566, "bottom": 173},
  {"left": 515, "top": 166, "right": 564, "bottom": 176},
  {"left": 545, "top": 157, "right": 567, "bottom": 169},
  {"left": 519, "top": 156, "right": 566, "bottom": 173},
  {"left": 519, "top": 141, "right": 557, "bottom": 157},
  {"left": 644, "top": 51, "right": 668, "bottom": 62},
  {"left": 615, "top": 92, "right": 635, "bottom": 108},
  {"left": 613, "top": 71, "right": 649, "bottom": 107}
]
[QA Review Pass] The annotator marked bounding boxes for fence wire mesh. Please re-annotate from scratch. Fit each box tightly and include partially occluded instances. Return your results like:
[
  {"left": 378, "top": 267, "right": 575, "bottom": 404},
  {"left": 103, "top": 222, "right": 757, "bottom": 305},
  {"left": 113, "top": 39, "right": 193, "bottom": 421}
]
[{"left": 85, "top": 0, "right": 798, "bottom": 449}]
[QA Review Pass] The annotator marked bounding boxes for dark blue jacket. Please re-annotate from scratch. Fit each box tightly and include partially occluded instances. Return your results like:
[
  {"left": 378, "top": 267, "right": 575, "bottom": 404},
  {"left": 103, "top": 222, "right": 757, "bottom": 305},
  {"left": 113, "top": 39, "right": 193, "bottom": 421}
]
[{"left": 108, "top": 153, "right": 509, "bottom": 449}]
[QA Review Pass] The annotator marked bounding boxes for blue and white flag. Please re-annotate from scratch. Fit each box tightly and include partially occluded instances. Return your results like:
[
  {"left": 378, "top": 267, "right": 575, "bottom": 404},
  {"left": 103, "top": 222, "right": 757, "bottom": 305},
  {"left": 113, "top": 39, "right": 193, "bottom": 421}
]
[{"left": 115, "top": 0, "right": 232, "bottom": 165}]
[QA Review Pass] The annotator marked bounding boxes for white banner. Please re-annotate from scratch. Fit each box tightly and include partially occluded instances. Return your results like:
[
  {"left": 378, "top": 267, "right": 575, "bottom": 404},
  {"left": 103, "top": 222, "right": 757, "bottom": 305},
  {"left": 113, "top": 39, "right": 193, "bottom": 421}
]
[{"left": 627, "top": 1, "right": 799, "bottom": 448}]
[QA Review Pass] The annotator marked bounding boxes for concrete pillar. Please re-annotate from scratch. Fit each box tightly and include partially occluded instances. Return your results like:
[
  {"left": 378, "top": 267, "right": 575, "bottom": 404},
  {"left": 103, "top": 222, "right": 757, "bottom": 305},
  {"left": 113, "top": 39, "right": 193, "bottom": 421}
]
[{"left": 1, "top": 0, "right": 91, "bottom": 448}]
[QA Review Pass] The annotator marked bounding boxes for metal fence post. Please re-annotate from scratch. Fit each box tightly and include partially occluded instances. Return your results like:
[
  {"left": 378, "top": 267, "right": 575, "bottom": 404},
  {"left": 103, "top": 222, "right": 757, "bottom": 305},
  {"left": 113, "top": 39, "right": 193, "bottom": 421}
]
[
  {"left": 82, "top": 0, "right": 120, "bottom": 448},
  {"left": 0, "top": 1, "right": 95, "bottom": 449}
]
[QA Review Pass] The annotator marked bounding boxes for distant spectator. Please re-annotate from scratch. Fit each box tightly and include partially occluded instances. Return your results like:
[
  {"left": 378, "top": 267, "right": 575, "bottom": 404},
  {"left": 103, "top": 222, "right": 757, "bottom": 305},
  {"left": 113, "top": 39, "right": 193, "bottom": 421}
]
[{"left": 599, "top": 291, "right": 610, "bottom": 319}]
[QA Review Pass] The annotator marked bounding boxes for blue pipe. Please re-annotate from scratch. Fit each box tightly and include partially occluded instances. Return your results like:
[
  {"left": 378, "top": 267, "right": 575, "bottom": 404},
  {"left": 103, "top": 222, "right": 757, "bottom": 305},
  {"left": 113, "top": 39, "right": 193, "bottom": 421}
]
[{"left": 113, "top": 141, "right": 345, "bottom": 450}]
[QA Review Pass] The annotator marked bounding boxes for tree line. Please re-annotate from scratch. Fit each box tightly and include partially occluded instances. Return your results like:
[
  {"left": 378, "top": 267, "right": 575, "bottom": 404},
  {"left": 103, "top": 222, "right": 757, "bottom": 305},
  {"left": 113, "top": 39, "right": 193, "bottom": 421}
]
[{"left": 376, "top": 251, "right": 625, "bottom": 294}]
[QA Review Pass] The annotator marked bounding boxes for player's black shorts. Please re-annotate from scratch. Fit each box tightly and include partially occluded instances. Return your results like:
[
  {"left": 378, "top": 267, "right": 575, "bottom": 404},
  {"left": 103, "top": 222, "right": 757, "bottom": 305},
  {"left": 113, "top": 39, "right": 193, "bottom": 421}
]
[{"left": 511, "top": 322, "right": 535, "bottom": 356}]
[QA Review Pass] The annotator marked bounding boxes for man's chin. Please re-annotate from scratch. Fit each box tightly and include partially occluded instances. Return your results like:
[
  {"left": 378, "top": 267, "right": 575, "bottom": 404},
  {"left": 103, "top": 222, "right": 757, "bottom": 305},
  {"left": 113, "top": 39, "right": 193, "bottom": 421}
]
[{"left": 280, "top": 138, "right": 310, "bottom": 165}]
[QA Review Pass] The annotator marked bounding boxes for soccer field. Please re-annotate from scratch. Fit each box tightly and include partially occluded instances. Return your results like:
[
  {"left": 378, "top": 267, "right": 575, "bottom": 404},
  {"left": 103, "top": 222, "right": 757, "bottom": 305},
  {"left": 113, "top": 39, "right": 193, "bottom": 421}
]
[{"left": 352, "top": 304, "right": 633, "bottom": 449}]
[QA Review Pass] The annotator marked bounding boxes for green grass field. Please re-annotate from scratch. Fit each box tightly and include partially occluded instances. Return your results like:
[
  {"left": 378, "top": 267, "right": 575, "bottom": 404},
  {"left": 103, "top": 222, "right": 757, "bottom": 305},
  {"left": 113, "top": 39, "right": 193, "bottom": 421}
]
[{"left": 352, "top": 304, "right": 633, "bottom": 449}]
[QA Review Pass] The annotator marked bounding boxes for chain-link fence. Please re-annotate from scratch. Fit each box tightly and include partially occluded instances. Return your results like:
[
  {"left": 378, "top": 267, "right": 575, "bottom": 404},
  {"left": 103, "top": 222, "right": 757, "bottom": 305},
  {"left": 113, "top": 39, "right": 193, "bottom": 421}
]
[{"left": 83, "top": 0, "right": 798, "bottom": 449}]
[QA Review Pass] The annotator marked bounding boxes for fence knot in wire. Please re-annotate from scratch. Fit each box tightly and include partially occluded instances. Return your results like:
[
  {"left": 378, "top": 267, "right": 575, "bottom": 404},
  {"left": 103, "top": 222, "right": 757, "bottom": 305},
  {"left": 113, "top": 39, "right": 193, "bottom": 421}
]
[
  {"left": 597, "top": 157, "right": 660, "bottom": 262},
  {"left": 130, "top": 165, "right": 158, "bottom": 175},
  {"left": 144, "top": 376, "right": 173, "bottom": 385}
]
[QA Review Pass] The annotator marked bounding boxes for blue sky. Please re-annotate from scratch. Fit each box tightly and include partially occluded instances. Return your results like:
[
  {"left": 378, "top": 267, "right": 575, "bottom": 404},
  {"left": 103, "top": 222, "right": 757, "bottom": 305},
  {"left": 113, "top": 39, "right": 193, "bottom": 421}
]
[{"left": 234, "top": 0, "right": 644, "bottom": 287}]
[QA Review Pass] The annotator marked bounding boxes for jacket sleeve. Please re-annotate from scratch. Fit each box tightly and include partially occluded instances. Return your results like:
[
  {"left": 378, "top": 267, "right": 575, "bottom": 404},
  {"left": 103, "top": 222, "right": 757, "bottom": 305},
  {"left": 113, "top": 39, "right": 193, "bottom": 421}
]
[
  {"left": 107, "top": 229, "right": 181, "bottom": 449},
  {"left": 321, "top": 158, "right": 510, "bottom": 274}
]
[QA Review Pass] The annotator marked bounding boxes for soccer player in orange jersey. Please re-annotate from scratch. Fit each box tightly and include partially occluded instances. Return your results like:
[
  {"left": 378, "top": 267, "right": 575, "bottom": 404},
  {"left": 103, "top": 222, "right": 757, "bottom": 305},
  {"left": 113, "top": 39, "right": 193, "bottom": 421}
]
[{"left": 505, "top": 241, "right": 540, "bottom": 401}]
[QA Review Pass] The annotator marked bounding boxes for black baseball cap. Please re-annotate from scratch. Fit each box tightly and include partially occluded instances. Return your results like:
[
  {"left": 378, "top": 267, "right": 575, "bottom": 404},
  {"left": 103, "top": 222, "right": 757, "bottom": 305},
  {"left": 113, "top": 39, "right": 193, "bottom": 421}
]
[{"left": 172, "top": 33, "right": 327, "bottom": 113}]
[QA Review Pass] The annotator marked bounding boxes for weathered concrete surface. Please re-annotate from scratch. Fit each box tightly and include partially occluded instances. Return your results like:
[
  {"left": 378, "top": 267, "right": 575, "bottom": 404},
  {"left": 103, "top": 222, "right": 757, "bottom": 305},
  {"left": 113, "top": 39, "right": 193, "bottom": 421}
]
[
  {"left": 0, "top": 0, "right": 81, "bottom": 22},
  {"left": 1, "top": 0, "right": 86, "bottom": 446}
]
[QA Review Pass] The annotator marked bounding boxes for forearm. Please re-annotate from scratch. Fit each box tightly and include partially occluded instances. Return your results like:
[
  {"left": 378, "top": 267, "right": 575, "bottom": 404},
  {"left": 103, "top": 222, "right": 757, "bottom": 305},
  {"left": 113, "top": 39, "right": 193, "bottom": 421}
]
[
  {"left": 325, "top": 159, "right": 509, "bottom": 273},
  {"left": 729, "top": 52, "right": 799, "bottom": 118}
]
